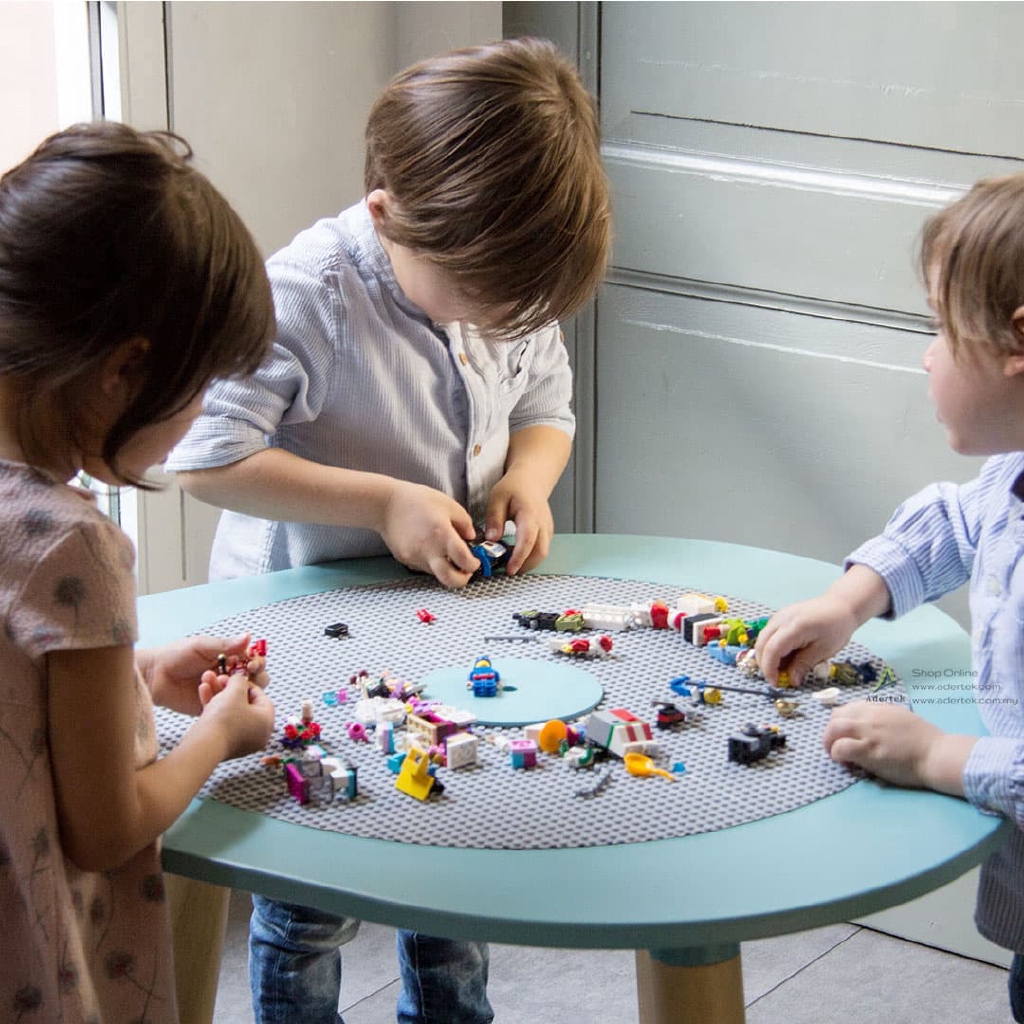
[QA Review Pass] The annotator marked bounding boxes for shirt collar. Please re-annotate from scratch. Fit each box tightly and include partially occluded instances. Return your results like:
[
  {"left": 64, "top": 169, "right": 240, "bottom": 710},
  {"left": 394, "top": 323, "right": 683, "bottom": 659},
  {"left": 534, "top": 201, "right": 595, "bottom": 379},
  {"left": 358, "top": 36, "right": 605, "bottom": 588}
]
[
  {"left": 1012, "top": 469, "right": 1024, "bottom": 503},
  {"left": 348, "top": 200, "right": 435, "bottom": 328}
]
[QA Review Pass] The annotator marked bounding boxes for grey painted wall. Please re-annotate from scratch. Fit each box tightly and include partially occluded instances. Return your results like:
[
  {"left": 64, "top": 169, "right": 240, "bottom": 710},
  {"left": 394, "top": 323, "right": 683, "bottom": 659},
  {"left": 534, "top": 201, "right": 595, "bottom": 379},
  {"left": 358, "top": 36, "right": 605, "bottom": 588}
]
[{"left": 589, "top": 1, "right": 1024, "bottom": 632}]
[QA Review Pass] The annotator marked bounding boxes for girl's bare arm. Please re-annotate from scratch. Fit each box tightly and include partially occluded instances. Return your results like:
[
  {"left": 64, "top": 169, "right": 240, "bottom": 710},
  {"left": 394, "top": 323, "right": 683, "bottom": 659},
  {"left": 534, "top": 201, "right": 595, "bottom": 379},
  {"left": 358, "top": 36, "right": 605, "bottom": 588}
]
[{"left": 47, "top": 644, "right": 273, "bottom": 872}]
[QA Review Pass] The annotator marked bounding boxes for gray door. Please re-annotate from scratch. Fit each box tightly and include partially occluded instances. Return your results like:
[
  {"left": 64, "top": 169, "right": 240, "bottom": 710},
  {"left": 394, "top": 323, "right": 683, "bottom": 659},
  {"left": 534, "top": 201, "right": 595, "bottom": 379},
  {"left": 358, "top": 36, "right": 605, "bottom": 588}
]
[{"left": 594, "top": 1, "right": 1024, "bottom": 582}]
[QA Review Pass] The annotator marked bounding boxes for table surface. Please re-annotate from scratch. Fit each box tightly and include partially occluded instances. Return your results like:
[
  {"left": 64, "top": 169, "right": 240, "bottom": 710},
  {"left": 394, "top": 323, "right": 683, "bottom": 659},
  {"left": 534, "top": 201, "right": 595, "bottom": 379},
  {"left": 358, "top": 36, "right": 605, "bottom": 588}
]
[{"left": 144, "top": 535, "right": 1007, "bottom": 954}]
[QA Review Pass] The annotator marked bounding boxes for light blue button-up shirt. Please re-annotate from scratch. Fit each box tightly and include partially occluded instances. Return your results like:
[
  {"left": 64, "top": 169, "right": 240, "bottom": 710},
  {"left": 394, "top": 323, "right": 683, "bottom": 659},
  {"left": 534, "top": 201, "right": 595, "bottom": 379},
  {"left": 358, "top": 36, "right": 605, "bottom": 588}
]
[
  {"left": 167, "top": 201, "right": 574, "bottom": 581},
  {"left": 847, "top": 452, "right": 1024, "bottom": 949}
]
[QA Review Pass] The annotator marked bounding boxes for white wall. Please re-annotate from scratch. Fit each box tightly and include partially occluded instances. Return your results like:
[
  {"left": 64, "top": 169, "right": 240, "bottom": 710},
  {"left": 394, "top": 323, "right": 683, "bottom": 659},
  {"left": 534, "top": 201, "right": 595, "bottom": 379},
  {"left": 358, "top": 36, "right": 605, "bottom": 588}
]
[{"left": 0, "top": 1, "right": 92, "bottom": 172}]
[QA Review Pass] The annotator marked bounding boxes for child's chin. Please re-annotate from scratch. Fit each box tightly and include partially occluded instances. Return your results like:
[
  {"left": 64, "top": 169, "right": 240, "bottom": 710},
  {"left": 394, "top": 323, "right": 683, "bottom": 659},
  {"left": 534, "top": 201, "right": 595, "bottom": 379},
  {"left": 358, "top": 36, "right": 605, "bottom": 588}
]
[
  {"left": 946, "top": 434, "right": 968, "bottom": 454},
  {"left": 947, "top": 434, "right": 994, "bottom": 458}
]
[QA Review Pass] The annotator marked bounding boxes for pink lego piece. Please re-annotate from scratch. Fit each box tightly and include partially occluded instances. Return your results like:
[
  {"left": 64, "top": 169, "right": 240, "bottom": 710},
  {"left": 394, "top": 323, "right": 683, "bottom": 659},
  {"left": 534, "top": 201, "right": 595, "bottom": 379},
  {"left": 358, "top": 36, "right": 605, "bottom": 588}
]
[{"left": 285, "top": 762, "right": 310, "bottom": 805}]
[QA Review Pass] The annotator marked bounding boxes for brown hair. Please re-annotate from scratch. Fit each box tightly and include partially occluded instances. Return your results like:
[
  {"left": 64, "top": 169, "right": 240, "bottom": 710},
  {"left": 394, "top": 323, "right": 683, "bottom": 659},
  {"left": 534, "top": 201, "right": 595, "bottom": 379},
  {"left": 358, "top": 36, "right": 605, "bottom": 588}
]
[
  {"left": 921, "top": 174, "right": 1024, "bottom": 361},
  {"left": 365, "top": 37, "right": 611, "bottom": 340},
  {"left": 0, "top": 121, "right": 273, "bottom": 485}
]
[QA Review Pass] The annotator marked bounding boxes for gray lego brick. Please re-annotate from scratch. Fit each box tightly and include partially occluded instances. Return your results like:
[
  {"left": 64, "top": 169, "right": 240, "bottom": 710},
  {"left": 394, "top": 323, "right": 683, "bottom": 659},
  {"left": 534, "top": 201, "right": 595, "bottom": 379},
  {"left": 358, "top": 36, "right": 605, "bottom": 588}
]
[{"left": 154, "top": 575, "right": 902, "bottom": 850}]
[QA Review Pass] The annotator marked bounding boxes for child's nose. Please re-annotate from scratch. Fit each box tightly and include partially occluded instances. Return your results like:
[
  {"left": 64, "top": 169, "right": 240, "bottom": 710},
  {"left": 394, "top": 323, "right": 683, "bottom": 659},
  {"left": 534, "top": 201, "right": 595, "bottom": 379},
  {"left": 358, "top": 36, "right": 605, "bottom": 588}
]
[{"left": 922, "top": 339, "right": 935, "bottom": 372}]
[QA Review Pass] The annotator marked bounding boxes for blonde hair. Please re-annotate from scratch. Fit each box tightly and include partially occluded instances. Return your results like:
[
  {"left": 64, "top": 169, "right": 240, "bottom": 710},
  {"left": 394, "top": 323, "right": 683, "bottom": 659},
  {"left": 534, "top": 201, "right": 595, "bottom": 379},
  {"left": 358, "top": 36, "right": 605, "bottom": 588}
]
[
  {"left": 365, "top": 37, "right": 611, "bottom": 339},
  {"left": 921, "top": 174, "right": 1024, "bottom": 360}
]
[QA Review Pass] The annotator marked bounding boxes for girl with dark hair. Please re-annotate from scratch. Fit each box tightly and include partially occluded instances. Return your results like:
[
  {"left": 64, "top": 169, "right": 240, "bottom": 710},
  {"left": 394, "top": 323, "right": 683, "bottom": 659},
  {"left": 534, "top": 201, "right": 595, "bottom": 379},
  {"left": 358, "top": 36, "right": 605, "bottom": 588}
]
[{"left": 0, "top": 121, "right": 277, "bottom": 1023}]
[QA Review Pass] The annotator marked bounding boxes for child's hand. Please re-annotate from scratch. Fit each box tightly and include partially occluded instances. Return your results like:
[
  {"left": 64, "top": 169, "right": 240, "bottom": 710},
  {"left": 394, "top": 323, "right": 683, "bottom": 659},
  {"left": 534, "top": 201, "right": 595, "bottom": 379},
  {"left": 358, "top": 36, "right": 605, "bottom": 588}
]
[
  {"left": 197, "top": 672, "right": 276, "bottom": 760},
  {"left": 484, "top": 469, "right": 554, "bottom": 576},
  {"left": 140, "top": 633, "right": 268, "bottom": 715},
  {"left": 756, "top": 565, "right": 893, "bottom": 685},
  {"left": 754, "top": 595, "right": 860, "bottom": 686},
  {"left": 823, "top": 700, "right": 972, "bottom": 796},
  {"left": 380, "top": 480, "right": 479, "bottom": 587}
]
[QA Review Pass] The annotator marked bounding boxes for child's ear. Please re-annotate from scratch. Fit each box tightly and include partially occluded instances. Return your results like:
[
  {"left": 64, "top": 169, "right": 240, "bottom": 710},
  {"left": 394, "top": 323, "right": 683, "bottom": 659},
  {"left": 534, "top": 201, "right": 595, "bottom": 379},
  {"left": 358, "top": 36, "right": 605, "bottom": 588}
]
[
  {"left": 1005, "top": 354, "right": 1024, "bottom": 379},
  {"left": 366, "top": 189, "right": 392, "bottom": 229},
  {"left": 100, "top": 336, "right": 150, "bottom": 400},
  {"left": 1008, "top": 306, "right": 1024, "bottom": 377}
]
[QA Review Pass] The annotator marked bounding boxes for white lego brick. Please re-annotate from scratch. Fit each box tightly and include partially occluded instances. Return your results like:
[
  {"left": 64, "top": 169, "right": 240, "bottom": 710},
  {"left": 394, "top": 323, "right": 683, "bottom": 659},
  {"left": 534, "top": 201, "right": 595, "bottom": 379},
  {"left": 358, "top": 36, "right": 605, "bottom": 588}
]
[{"left": 445, "top": 732, "right": 479, "bottom": 769}]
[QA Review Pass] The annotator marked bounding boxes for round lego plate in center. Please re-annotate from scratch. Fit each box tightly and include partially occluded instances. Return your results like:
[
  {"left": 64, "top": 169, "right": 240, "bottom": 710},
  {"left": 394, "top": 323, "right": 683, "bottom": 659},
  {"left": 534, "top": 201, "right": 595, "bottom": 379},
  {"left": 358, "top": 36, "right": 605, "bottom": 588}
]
[{"left": 419, "top": 657, "right": 604, "bottom": 727}]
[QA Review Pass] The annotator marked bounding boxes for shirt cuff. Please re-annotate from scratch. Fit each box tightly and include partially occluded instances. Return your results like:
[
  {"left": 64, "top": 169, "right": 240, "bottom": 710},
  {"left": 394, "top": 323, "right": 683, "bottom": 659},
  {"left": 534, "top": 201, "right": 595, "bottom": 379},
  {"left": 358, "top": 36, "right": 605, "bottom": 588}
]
[
  {"left": 964, "top": 736, "right": 1023, "bottom": 820},
  {"left": 844, "top": 535, "right": 925, "bottom": 619}
]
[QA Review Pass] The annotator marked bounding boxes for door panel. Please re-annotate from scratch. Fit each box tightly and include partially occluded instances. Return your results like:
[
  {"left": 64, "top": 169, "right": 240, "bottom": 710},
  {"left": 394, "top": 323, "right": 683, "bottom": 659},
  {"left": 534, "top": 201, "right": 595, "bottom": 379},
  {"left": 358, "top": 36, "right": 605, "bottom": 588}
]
[
  {"left": 595, "top": 282, "right": 977, "bottom": 559},
  {"left": 602, "top": 2, "right": 1023, "bottom": 157},
  {"left": 594, "top": 1, "right": 1024, "bottom": 592}
]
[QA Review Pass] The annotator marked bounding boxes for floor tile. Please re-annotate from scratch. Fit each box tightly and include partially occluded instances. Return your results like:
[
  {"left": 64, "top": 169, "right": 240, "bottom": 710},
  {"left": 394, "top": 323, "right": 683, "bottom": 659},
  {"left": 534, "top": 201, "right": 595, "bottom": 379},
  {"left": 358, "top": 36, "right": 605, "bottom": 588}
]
[
  {"left": 745, "top": 927, "right": 1010, "bottom": 1024},
  {"left": 742, "top": 923, "right": 859, "bottom": 1002}
]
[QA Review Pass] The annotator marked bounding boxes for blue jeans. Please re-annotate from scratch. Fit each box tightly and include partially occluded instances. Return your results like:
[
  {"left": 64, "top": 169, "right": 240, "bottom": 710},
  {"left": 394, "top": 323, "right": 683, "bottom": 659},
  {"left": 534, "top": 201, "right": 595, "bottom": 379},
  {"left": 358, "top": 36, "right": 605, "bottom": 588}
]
[
  {"left": 1010, "top": 953, "right": 1024, "bottom": 1023},
  {"left": 249, "top": 896, "right": 493, "bottom": 1024}
]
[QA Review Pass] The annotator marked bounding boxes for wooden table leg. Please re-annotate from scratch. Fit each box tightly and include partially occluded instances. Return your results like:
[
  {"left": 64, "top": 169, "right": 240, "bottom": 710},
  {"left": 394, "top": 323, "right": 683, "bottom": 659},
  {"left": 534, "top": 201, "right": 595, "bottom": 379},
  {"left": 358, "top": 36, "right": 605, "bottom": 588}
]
[
  {"left": 165, "top": 874, "right": 232, "bottom": 1024},
  {"left": 636, "top": 945, "right": 745, "bottom": 1024}
]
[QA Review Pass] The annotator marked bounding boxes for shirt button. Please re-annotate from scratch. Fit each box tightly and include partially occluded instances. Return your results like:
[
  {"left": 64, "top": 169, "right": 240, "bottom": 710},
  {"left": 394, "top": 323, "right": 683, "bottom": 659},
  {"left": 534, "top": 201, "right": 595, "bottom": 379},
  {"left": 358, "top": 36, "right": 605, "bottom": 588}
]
[
  {"left": 472, "top": 444, "right": 482, "bottom": 457},
  {"left": 458, "top": 352, "right": 468, "bottom": 365}
]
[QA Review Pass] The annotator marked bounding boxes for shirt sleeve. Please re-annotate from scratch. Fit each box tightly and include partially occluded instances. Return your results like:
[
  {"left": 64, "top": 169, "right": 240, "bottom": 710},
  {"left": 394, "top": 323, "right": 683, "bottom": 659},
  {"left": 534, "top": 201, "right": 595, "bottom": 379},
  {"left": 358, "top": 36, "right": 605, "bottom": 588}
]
[
  {"left": 166, "top": 259, "right": 342, "bottom": 472},
  {"left": 844, "top": 475, "right": 983, "bottom": 619},
  {"left": 965, "top": 737, "right": 1024, "bottom": 828},
  {"left": 508, "top": 323, "right": 576, "bottom": 440},
  {"left": 14, "top": 517, "right": 138, "bottom": 659}
]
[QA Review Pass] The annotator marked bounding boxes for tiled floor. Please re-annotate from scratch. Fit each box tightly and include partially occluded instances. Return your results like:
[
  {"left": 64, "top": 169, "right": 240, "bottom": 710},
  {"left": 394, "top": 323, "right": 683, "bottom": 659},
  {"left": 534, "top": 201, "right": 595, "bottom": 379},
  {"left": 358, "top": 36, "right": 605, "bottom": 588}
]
[{"left": 211, "top": 889, "right": 1014, "bottom": 1023}]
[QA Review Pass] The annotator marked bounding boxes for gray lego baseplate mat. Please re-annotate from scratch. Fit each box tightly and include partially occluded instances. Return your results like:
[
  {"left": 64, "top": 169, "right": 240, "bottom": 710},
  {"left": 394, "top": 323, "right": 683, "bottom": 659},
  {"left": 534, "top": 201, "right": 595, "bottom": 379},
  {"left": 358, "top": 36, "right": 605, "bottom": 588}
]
[{"left": 154, "top": 574, "right": 905, "bottom": 850}]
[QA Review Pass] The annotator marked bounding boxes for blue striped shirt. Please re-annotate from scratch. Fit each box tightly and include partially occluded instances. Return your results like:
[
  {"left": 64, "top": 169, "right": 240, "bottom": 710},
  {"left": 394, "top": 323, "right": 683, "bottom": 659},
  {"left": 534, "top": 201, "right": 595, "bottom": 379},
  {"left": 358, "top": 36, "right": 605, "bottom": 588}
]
[
  {"left": 847, "top": 452, "right": 1024, "bottom": 949},
  {"left": 166, "top": 201, "right": 574, "bottom": 581}
]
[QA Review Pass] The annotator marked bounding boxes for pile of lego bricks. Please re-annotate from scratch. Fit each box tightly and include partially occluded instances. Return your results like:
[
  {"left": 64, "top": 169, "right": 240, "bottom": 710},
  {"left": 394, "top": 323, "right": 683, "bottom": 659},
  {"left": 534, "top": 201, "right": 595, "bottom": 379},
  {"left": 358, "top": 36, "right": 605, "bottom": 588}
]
[{"left": 153, "top": 574, "right": 904, "bottom": 851}]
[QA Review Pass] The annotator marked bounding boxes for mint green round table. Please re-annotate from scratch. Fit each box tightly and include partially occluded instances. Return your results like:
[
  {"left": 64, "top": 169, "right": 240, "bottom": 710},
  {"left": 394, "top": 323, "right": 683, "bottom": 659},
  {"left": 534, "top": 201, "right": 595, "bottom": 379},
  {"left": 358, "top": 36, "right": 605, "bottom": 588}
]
[{"left": 145, "top": 536, "right": 1008, "bottom": 1024}]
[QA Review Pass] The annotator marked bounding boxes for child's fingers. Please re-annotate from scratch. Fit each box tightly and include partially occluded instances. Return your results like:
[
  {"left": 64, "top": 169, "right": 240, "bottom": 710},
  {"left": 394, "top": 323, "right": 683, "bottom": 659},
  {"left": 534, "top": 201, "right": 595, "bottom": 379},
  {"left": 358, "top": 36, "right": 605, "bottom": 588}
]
[
  {"left": 826, "top": 735, "right": 868, "bottom": 766},
  {"left": 242, "top": 656, "right": 269, "bottom": 688},
  {"left": 504, "top": 522, "right": 536, "bottom": 576},
  {"left": 433, "top": 531, "right": 477, "bottom": 585},
  {"left": 754, "top": 626, "right": 784, "bottom": 683},
  {"left": 200, "top": 669, "right": 230, "bottom": 695},
  {"left": 758, "top": 621, "right": 817, "bottom": 686},
  {"left": 210, "top": 672, "right": 258, "bottom": 710},
  {"left": 193, "top": 633, "right": 251, "bottom": 661},
  {"left": 241, "top": 685, "right": 276, "bottom": 736},
  {"left": 249, "top": 687, "right": 275, "bottom": 716},
  {"left": 219, "top": 632, "right": 252, "bottom": 654},
  {"left": 484, "top": 504, "right": 509, "bottom": 543},
  {"left": 448, "top": 502, "right": 477, "bottom": 542},
  {"left": 432, "top": 553, "right": 474, "bottom": 589},
  {"left": 782, "top": 651, "right": 819, "bottom": 688},
  {"left": 446, "top": 536, "right": 479, "bottom": 575},
  {"left": 514, "top": 520, "right": 552, "bottom": 576},
  {"left": 822, "top": 702, "right": 866, "bottom": 749}
]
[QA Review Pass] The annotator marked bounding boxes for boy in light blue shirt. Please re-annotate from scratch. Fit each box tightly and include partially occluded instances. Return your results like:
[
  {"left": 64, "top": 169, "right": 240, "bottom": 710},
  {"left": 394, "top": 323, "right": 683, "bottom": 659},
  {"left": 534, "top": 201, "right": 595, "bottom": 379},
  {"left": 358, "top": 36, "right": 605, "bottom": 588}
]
[
  {"left": 168, "top": 37, "right": 611, "bottom": 1024},
  {"left": 755, "top": 175, "right": 1024, "bottom": 1021}
]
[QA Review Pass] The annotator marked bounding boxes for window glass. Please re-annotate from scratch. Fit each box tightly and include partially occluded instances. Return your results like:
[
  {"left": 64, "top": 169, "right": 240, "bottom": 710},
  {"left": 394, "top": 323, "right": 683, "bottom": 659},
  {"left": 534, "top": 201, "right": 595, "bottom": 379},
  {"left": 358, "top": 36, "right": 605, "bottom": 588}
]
[{"left": 1, "top": 3, "right": 127, "bottom": 525}]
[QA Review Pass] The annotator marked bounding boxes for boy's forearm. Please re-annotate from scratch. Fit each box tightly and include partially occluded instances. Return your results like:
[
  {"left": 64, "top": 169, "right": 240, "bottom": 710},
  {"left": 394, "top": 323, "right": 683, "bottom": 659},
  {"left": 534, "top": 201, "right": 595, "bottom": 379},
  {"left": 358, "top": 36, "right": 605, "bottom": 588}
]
[
  {"left": 177, "top": 449, "right": 397, "bottom": 532},
  {"left": 829, "top": 563, "right": 894, "bottom": 625},
  {"left": 505, "top": 425, "right": 572, "bottom": 497},
  {"left": 921, "top": 733, "right": 975, "bottom": 798}
]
